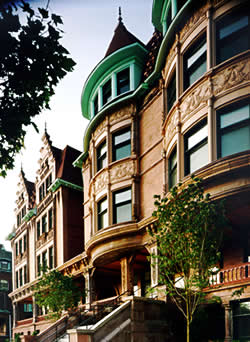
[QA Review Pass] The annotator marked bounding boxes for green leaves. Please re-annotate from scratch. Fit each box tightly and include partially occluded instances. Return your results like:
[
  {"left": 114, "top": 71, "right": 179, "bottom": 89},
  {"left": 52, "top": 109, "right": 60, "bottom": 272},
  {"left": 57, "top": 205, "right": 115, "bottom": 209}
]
[
  {"left": 0, "top": 1, "right": 76, "bottom": 176},
  {"left": 150, "top": 177, "right": 227, "bottom": 341},
  {"left": 34, "top": 269, "right": 82, "bottom": 320}
]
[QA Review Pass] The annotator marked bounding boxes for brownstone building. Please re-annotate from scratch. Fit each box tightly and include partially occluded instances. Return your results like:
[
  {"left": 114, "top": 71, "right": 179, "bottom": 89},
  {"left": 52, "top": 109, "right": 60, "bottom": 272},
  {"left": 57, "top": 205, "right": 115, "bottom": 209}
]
[{"left": 10, "top": 0, "right": 250, "bottom": 341}]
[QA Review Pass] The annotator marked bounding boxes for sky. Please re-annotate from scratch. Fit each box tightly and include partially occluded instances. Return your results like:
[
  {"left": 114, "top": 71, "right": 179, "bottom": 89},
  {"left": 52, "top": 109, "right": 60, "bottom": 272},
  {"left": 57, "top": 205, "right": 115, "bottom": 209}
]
[{"left": 0, "top": 0, "right": 154, "bottom": 251}]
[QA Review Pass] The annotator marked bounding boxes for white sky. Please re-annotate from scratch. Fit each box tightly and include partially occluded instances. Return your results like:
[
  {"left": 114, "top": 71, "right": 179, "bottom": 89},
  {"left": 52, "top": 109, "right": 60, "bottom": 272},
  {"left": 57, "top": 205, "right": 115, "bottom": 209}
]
[{"left": 0, "top": 0, "right": 154, "bottom": 251}]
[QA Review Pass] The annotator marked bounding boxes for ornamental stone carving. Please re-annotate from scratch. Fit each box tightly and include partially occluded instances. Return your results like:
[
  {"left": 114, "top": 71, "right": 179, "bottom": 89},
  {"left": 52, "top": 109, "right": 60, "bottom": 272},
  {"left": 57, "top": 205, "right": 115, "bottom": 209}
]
[
  {"left": 213, "top": 59, "right": 250, "bottom": 96},
  {"left": 180, "top": 80, "right": 211, "bottom": 120},
  {"left": 93, "top": 118, "right": 107, "bottom": 139},
  {"left": 94, "top": 170, "right": 108, "bottom": 193},
  {"left": 179, "top": 5, "right": 207, "bottom": 43},
  {"left": 165, "top": 110, "right": 179, "bottom": 143},
  {"left": 110, "top": 160, "right": 134, "bottom": 182},
  {"left": 109, "top": 104, "right": 134, "bottom": 124}
]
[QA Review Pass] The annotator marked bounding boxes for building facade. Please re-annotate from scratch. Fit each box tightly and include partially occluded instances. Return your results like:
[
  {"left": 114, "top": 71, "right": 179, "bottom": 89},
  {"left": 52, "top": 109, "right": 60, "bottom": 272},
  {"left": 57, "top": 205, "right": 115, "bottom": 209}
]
[
  {"left": 0, "top": 244, "right": 12, "bottom": 342},
  {"left": 10, "top": 0, "right": 250, "bottom": 341},
  {"left": 9, "top": 131, "right": 84, "bottom": 337}
]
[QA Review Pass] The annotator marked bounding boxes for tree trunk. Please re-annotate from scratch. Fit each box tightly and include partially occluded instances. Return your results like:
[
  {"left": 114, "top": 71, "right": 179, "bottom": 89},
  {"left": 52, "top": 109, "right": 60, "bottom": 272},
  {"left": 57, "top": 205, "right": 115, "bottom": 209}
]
[{"left": 187, "top": 318, "right": 190, "bottom": 342}]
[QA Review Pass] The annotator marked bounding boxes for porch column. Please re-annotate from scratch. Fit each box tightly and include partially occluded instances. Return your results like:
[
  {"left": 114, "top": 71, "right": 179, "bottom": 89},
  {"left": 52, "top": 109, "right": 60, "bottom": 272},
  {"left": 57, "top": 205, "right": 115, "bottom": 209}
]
[
  {"left": 224, "top": 303, "right": 233, "bottom": 342},
  {"left": 32, "top": 297, "right": 38, "bottom": 323},
  {"left": 12, "top": 303, "right": 17, "bottom": 328},
  {"left": 84, "top": 271, "right": 94, "bottom": 310},
  {"left": 120, "top": 256, "right": 134, "bottom": 296}
]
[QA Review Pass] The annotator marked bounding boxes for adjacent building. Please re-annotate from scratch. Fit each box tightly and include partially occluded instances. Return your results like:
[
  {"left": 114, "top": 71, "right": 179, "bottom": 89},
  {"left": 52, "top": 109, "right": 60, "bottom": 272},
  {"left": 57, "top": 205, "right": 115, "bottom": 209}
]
[
  {"left": 9, "top": 0, "right": 250, "bottom": 341},
  {"left": 0, "top": 244, "right": 12, "bottom": 342}
]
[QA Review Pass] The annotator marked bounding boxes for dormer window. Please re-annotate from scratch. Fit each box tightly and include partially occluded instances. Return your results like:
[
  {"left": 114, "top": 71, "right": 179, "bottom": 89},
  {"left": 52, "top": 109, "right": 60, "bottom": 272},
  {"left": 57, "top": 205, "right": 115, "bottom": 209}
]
[
  {"left": 102, "top": 79, "right": 112, "bottom": 105},
  {"left": 117, "top": 68, "right": 130, "bottom": 95}
]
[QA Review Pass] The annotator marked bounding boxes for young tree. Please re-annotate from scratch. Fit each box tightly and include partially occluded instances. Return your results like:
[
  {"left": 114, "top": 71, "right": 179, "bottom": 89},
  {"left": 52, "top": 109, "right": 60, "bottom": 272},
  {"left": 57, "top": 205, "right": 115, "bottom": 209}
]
[
  {"left": 0, "top": 1, "right": 76, "bottom": 176},
  {"left": 34, "top": 269, "right": 82, "bottom": 320},
  {"left": 150, "top": 177, "right": 227, "bottom": 342}
]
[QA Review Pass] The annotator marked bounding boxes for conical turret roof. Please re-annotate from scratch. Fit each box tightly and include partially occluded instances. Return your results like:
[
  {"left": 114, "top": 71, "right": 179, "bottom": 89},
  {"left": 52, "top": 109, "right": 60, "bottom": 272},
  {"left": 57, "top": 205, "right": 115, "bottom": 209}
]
[{"left": 105, "top": 9, "right": 145, "bottom": 57}]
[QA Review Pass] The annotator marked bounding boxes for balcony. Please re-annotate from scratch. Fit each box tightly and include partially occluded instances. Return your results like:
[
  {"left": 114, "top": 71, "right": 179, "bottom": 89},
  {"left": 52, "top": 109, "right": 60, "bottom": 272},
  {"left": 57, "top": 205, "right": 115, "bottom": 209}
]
[{"left": 210, "top": 262, "right": 250, "bottom": 286}]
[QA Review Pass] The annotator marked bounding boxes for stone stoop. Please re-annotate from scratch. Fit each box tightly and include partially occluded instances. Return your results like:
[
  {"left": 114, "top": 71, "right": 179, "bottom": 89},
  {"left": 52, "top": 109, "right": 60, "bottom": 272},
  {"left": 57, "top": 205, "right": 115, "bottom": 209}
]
[
  {"left": 66, "top": 297, "right": 170, "bottom": 342},
  {"left": 56, "top": 333, "right": 69, "bottom": 342}
]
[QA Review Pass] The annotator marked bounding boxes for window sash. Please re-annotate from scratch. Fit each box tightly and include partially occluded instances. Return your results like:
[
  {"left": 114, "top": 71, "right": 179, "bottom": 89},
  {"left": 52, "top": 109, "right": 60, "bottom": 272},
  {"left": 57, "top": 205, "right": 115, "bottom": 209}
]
[
  {"left": 97, "top": 197, "right": 108, "bottom": 230},
  {"left": 112, "top": 128, "right": 131, "bottom": 162},
  {"left": 169, "top": 147, "right": 177, "bottom": 189},
  {"left": 102, "top": 79, "right": 112, "bottom": 105},
  {"left": 97, "top": 141, "right": 107, "bottom": 171},
  {"left": 167, "top": 71, "right": 176, "bottom": 113},
  {"left": 117, "top": 68, "right": 130, "bottom": 95},
  {"left": 113, "top": 188, "right": 132, "bottom": 224}
]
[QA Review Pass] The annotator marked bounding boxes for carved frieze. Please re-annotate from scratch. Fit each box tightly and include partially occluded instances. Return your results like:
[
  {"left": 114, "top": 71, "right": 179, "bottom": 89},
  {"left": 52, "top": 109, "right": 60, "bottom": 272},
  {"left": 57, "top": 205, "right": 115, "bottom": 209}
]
[
  {"left": 180, "top": 80, "right": 211, "bottom": 120},
  {"left": 179, "top": 5, "right": 207, "bottom": 44},
  {"left": 165, "top": 110, "right": 179, "bottom": 143},
  {"left": 110, "top": 160, "right": 134, "bottom": 182},
  {"left": 93, "top": 118, "right": 107, "bottom": 139},
  {"left": 109, "top": 104, "right": 133, "bottom": 124},
  {"left": 94, "top": 170, "right": 108, "bottom": 193},
  {"left": 213, "top": 59, "right": 250, "bottom": 96}
]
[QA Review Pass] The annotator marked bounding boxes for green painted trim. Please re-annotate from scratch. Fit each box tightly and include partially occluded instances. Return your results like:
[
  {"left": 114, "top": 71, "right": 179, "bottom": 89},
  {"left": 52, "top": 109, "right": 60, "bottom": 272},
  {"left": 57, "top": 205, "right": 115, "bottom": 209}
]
[
  {"left": 23, "top": 207, "right": 37, "bottom": 222},
  {"left": 152, "top": 0, "right": 165, "bottom": 31},
  {"left": 50, "top": 178, "right": 83, "bottom": 192},
  {"left": 81, "top": 42, "right": 148, "bottom": 120},
  {"left": 73, "top": 151, "right": 88, "bottom": 168}
]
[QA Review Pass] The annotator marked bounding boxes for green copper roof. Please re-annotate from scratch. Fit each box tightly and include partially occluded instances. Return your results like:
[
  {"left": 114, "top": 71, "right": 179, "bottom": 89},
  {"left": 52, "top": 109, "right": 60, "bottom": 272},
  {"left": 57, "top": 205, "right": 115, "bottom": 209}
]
[
  {"left": 81, "top": 42, "right": 148, "bottom": 120},
  {"left": 50, "top": 178, "right": 83, "bottom": 192},
  {"left": 152, "top": 0, "right": 165, "bottom": 31},
  {"left": 23, "top": 207, "right": 37, "bottom": 222}
]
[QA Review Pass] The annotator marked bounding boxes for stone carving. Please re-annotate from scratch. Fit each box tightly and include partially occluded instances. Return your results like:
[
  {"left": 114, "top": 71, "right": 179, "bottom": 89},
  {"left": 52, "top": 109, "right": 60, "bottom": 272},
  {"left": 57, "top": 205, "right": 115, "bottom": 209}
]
[
  {"left": 94, "top": 170, "right": 108, "bottom": 193},
  {"left": 213, "top": 59, "right": 250, "bottom": 96},
  {"left": 165, "top": 110, "right": 179, "bottom": 143},
  {"left": 180, "top": 80, "right": 211, "bottom": 120},
  {"left": 179, "top": 5, "right": 207, "bottom": 43},
  {"left": 110, "top": 160, "right": 134, "bottom": 182},
  {"left": 93, "top": 118, "right": 107, "bottom": 139},
  {"left": 109, "top": 104, "right": 134, "bottom": 124},
  {"left": 163, "top": 43, "right": 176, "bottom": 80}
]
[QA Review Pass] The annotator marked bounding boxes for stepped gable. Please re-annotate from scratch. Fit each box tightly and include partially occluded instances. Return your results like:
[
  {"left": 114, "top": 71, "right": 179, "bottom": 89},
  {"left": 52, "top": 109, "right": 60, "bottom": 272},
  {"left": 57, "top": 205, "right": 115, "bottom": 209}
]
[
  {"left": 143, "top": 29, "right": 163, "bottom": 81},
  {"left": 56, "top": 145, "right": 82, "bottom": 187},
  {"left": 105, "top": 9, "right": 146, "bottom": 57},
  {"left": 20, "top": 168, "right": 35, "bottom": 209}
]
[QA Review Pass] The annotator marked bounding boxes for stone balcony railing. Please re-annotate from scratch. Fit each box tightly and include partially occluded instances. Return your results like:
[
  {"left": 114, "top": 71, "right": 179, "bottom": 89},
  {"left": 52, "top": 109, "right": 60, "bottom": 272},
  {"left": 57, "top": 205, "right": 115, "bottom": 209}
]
[{"left": 210, "top": 262, "right": 250, "bottom": 286}]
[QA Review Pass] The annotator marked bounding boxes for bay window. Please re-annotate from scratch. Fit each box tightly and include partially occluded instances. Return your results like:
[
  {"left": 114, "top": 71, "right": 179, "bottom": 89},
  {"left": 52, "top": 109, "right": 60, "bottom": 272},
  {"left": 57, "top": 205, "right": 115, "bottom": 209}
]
[
  {"left": 185, "top": 119, "right": 208, "bottom": 175},
  {"left": 217, "top": 100, "right": 250, "bottom": 158},
  {"left": 113, "top": 188, "right": 132, "bottom": 224},
  {"left": 216, "top": 8, "right": 249, "bottom": 65},
  {"left": 97, "top": 140, "right": 107, "bottom": 171},
  {"left": 183, "top": 34, "right": 207, "bottom": 90},
  {"left": 112, "top": 127, "right": 131, "bottom": 162},
  {"left": 102, "top": 79, "right": 112, "bottom": 105},
  {"left": 169, "top": 146, "right": 177, "bottom": 189},
  {"left": 117, "top": 68, "right": 130, "bottom": 95},
  {"left": 97, "top": 197, "right": 108, "bottom": 230}
]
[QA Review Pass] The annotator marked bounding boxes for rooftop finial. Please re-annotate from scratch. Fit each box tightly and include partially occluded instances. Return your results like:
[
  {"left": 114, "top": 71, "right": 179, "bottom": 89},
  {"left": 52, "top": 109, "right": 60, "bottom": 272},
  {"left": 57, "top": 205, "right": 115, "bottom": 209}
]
[{"left": 118, "top": 6, "right": 122, "bottom": 23}]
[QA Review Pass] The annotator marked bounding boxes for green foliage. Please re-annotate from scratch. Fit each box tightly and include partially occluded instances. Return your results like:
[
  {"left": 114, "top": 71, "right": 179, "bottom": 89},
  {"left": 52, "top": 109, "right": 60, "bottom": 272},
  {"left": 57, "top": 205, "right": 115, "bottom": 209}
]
[
  {"left": 150, "top": 177, "right": 227, "bottom": 342},
  {"left": 231, "top": 285, "right": 247, "bottom": 299},
  {"left": 34, "top": 269, "right": 82, "bottom": 320},
  {"left": 0, "top": 1, "right": 76, "bottom": 176}
]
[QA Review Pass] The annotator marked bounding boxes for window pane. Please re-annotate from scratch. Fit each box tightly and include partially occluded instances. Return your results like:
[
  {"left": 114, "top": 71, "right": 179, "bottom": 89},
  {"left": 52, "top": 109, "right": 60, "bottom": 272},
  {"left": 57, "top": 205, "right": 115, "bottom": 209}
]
[
  {"left": 99, "top": 198, "right": 108, "bottom": 212},
  {"left": 114, "top": 130, "right": 130, "bottom": 145},
  {"left": 169, "top": 147, "right": 177, "bottom": 189},
  {"left": 114, "top": 144, "right": 131, "bottom": 161},
  {"left": 188, "top": 124, "right": 208, "bottom": 150},
  {"left": 97, "top": 141, "right": 107, "bottom": 171},
  {"left": 189, "top": 61, "right": 206, "bottom": 86},
  {"left": 167, "top": 71, "right": 176, "bottom": 112},
  {"left": 117, "top": 68, "right": 130, "bottom": 95},
  {"left": 102, "top": 79, "right": 112, "bottom": 105},
  {"left": 190, "top": 142, "right": 208, "bottom": 173},
  {"left": 116, "top": 203, "right": 132, "bottom": 223},
  {"left": 98, "top": 197, "right": 108, "bottom": 230},
  {"left": 114, "top": 188, "right": 131, "bottom": 205},
  {"left": 187, "top": 42, "right": 206, "bottom": 69},
  {"left": 221, "top": 125, "right": 250, "bottom": 158},
  {"left": 219, "top": 16, "right": 248, "bottom": 40},
  {"left": 220, "top": 104, "right": 250, "bottom": 128}
]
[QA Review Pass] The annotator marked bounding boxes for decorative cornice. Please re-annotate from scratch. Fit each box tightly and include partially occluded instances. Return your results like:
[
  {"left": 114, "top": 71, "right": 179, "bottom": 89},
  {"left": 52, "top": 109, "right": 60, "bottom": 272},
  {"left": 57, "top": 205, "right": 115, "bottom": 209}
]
[
  {"left": 49, "top": 178, "right": 83, "bottom": 192},
  {"left": 23, "top": 207, "right": 37, "bottom": 222}
]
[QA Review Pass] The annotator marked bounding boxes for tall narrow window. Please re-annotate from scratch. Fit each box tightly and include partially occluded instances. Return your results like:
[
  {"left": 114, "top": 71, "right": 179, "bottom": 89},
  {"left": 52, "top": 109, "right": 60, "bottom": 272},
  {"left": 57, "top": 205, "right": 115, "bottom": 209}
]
[
  {"left": 15, "top": 243, "right": 18, "bottom": 257},
  {"left": 94, "top": 95, "right": 99, "bottom": 115},
  {"left": 217, "top": 100, "right": 250, "bottom": 158},
  {"left": 183, "top": 34, "right": 207, "bottom": 90},
  {"left": 48, "top": 208, "right": 53, "bottom": 230},
  {"left": 97, "top": 197, "right": 108, "bottom": 230},
  {"left": 113, "top": 188, "right": 132, "bottom": 224},
  {"left": 37, "top": 221, "right": 41, "bottom": 239},
  {"left": 23, "top": 234, "right": 27, "bottom": 252},
  {"left": 233, "top": 300, "right": 250, "bottom": 340},
  {"left": 46, "top": 174, "right": 52, "bottom": 193},
  {"left": 24, "top": 265, "right": 27, "bottom": 284},
  {"left": 42, "top": 251, "right": 47, "bottom": 271},
  {"left": 216, "top": 8, "right": 249, "bottom": 65},
  {"left": 185, "top": 119, "right": 208, "bottom": 175},
  {"left": 102, "top": 79, "right": 112, "bottom": 105},
  {"left": 19, "top": 239, "right": 23, "bottom": 255},
  {"left": 117, "top": 68, "right": 130, "bottom": 95},
  {"left": 37, "top": 255, "right": 41, "bottom": 276},
  {"left": 39, "top": 183, "right": 45, "bottom": 201},
  {"left": 169, "top": 146, "right": 177, "bottom": 189},
  {"left": 16, "top": 271, "right": 19, "bottom": 288},
  {"left": 97, "top": 140, "right": 107, "bottom": 171},
  {"left": 167, "top": 71, "right": 176, "bottom": 113},
  {"left": 19, "top": 268, "right": 23, "bottom": 287},
  {"left": 49, "top": 247, "right": 54, "bottom": 269},
  {"left": 112, "top": 127, "right": 131, "bottom": 161},
  {"left": 42, "top": 215, "right": 47, "bottom": 234}
]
